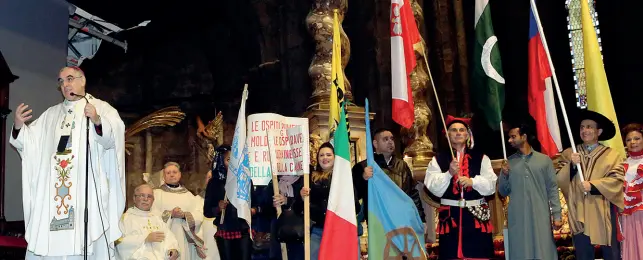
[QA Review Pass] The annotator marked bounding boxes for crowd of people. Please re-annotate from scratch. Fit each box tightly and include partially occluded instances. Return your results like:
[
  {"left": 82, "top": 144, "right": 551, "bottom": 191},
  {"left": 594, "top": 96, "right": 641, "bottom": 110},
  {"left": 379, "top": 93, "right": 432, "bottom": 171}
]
[{"left": 8, "top": 66, "right": 643, "bottom": 260}]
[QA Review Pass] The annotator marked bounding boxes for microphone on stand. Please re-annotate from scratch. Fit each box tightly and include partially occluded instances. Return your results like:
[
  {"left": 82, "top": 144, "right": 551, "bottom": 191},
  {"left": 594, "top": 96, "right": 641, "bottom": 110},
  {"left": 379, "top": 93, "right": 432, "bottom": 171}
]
[{"left": 71, "top": 92, "right": 90, "bottom": 260}]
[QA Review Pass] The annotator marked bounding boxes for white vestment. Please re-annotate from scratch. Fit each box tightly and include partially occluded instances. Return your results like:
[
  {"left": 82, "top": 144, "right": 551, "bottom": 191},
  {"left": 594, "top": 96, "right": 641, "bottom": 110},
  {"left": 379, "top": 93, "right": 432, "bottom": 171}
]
[
  {"left": 152, "top": 185, "right": 205, "bottom": 260},
  {"left": 10, "top": 94, "right": 126, "bottom": 259},
  {"left": 116, "top": 207, "right": 179, "bottom": 260},
  {"left": 195, "top": 195, "right": 219, "bottom": 260}
]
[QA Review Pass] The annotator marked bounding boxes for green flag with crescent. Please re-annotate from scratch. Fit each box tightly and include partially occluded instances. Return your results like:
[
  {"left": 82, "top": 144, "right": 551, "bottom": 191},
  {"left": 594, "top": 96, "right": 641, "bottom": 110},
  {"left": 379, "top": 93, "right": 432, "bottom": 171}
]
[{"left": 473, "top": 0, "right": 505, "bottom": 130}]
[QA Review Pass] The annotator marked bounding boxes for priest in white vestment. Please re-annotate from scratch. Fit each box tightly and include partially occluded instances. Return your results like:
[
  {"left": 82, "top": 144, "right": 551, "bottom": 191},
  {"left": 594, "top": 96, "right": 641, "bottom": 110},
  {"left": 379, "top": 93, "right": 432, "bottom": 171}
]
[
  {"left": 152, "top": 162, "right": 206, "bottom": 260},
  {"left": 9, "top": 66, "right": 126, "bottom": 259},
  {"left": 117, "top": 184, "right": 180, "bottom": 260}
]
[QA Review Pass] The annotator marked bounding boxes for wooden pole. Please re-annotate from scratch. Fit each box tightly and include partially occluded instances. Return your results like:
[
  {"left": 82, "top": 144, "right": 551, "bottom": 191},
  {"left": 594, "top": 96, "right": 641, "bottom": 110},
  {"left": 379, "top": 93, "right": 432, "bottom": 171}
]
[
  {"left": 266, "top": 129, "right": 289, "bottom": 260},
  {"left": 304, "top": 173, "right": 310, "bottom": 260},
  {"left": 529, "top": 0, "right": 586, "bottom": 194}
]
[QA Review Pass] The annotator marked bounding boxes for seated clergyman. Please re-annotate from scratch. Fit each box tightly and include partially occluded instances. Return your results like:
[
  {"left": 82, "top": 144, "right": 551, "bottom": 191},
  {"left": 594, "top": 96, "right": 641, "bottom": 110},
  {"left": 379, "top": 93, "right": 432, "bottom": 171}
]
[{"left": 116, "top": 184, "right": 180, "bottom": 260}]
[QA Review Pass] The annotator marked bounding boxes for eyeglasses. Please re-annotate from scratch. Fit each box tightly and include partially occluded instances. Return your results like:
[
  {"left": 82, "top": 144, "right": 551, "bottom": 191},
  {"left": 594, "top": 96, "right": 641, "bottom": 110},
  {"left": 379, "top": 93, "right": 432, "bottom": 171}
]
[
  {"left": 57, "top": 75, "right": 83, "bottom": 87},
  {"left": 134, "top": 194, "right": 154, "bottom": 200}
]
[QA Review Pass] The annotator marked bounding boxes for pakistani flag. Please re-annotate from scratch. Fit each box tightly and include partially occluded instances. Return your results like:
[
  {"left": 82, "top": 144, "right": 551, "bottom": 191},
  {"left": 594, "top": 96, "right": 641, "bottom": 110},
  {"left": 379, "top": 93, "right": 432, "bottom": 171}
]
[{"left": 473, "top": 0, "right": 505, "bottom": 130}]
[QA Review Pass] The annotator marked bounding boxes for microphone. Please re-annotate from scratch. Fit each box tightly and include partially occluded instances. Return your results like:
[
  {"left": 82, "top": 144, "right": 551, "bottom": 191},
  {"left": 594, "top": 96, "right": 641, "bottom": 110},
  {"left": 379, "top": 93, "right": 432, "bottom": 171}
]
[{"left": 70, "top": 92, "right": 88, "bottom": 102}]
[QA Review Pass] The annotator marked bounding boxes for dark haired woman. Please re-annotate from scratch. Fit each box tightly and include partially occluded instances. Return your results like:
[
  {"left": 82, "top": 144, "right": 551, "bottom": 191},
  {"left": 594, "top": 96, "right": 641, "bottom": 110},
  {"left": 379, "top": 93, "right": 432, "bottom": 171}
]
[
  {"left": 295, "top": 142, "right": 360, "bottom": 259},
  {"left": 620, "top": 123, "right": 643, "bottom": 260}
]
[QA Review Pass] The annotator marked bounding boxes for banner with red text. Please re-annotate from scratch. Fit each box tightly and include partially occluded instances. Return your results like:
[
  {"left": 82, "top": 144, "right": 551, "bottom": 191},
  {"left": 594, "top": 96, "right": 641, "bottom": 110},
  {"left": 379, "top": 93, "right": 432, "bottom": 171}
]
[{"left": 247, "top": 113, "right": 309, "bottom": 185}]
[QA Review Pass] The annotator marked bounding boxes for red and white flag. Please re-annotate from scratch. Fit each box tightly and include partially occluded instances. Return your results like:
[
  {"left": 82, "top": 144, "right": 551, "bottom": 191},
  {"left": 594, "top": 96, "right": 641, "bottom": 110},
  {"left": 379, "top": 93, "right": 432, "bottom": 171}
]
[
  {"left": 391, "top": 0, "right": 420, "bottom": 129},
  {"left": 528, "top": 7, "right": 562, "bottom": 157}
]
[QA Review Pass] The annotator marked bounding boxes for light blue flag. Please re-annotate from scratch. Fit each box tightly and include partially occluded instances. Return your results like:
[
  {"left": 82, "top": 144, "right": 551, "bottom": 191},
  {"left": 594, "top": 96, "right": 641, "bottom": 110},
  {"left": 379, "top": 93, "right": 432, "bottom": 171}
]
[
  {"left": 365, "top": 98, "right": 427, "bottom": 259},
  {"left": 225, "top": 85, "right": 252, "bottom": 227}
]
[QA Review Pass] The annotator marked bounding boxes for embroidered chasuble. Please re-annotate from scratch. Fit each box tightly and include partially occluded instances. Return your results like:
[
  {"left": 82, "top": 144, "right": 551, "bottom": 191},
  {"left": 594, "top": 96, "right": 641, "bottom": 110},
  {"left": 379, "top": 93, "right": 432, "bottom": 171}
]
[
  {"left": 116, "top": 207, "right": 179, "bottom": 260},
  {"left": 9, "top": 94, "right": 126, "bottom": 258},
  {"left": 152, "top": 185, "right": 205, "bottom": 260},
  {"left": 556, "top": 144, "right": 625, "bottom": 246}
]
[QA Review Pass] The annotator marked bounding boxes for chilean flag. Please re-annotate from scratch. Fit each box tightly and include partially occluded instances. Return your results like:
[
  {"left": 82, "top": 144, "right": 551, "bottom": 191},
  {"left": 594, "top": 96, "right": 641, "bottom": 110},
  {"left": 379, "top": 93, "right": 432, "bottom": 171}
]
[
  {"left": 391, "top": 0, "right": 420, "bottom": 129},
  {"left": 528, "top": 7, "right": 562, "bottom": 157}
]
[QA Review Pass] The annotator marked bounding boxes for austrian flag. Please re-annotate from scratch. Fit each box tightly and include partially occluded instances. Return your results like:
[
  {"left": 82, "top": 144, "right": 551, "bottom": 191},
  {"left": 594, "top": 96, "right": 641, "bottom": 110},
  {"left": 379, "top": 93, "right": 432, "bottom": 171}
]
[{"left": 390, "top": 0, "right": 420, "bottom": 129}]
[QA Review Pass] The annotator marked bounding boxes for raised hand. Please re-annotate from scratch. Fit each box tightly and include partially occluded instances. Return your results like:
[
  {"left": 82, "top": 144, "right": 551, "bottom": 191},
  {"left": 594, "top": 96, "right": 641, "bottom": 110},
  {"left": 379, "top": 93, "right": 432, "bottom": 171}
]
[
  {"left": 363, "top": 166, "right": 373, "bottom": 180},
  {"left": 501, "top": 159, "right": 510, "bottom": 175},
  {"left": 449, "top": 160, "right": 460, "bottom": 176},
  {"left": 571, "top": 153, "right": 581, "bottom": 165},
  {"left": 146, "top": 231, "right": 165, "bottom": 243},
  {"left": 84, "top": 103, "right": 100, "bottom": 125},
  {"left": 14, "top": 103, "right": 32, "bottom": 129},
  {"left": 273, "top": 194, "right": 287, "bottom": 207},
  {"left": 300, "top": 187, "right": 310, "bottom": 197}
]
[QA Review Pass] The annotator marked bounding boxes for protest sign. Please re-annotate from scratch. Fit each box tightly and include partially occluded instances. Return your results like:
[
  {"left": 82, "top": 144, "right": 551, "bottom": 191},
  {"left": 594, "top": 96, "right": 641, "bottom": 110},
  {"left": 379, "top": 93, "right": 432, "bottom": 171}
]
[{"left": 247, "top": 113, "right": 309, "bottom": 185}]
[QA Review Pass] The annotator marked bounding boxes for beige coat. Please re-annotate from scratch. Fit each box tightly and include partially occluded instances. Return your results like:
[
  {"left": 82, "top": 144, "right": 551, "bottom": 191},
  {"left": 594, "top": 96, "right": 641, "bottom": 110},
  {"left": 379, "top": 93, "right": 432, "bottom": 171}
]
[{"left": 556, "top": 144, "right": 624, "bottom": 246}]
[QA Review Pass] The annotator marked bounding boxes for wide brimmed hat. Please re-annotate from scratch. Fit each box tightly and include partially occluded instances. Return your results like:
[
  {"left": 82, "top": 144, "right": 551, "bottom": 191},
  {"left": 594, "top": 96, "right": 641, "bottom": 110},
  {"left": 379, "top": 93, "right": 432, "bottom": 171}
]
[{"left": 578, "top": 109, "right": 616, "bottom": 141}]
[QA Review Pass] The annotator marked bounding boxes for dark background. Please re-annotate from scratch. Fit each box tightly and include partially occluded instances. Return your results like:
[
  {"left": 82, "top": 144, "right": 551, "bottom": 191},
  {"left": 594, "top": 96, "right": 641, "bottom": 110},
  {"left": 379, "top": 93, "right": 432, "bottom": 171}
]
[{"left": 67, "top": 0, "right": 642, "bottom": 158}]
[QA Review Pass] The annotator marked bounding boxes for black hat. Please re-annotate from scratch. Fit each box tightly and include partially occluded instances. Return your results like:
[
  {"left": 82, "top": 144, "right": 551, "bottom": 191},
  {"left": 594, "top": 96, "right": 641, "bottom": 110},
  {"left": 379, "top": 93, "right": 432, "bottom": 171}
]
[{"left": 578, "top": 110, "right": 616, "bottom": 141}]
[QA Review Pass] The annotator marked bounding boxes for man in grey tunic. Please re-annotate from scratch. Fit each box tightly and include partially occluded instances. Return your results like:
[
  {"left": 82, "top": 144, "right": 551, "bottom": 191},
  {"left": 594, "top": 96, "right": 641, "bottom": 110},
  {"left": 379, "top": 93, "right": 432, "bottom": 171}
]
[{"left": 499, "top": 122, "right": 562, "bottom": 260}]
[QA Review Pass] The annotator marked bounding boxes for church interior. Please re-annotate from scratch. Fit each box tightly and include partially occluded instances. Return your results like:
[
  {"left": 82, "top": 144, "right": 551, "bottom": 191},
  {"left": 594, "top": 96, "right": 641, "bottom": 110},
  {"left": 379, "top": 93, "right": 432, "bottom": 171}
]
[{"left": 1, "top": 0, "right": 642, "bottom": 259}]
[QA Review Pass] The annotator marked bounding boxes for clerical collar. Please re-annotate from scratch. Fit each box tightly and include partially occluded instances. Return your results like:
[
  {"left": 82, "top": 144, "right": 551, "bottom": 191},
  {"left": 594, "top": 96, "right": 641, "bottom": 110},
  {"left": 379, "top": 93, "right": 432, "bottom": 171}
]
[
  {"left": 63, "top": 98, "right": 81, "bottom": 108},
  {"left": 585, "top": 143, "right": 599, "bottom": 152},
  {"left": 160, "top": 183, "right": 189, "bottom": 194}
]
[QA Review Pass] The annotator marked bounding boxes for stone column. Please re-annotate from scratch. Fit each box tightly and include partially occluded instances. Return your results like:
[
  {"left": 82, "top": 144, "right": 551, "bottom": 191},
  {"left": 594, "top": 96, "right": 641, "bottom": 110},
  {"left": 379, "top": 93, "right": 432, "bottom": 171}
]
[
  {"left": 304, "top": 0, "right": 373, "bottom": 165},
  {"left": 404, "top": 0, "right": 435, "bottom": 176},
  {"left": 306, "top": 0, "right": 352, "bottom": 105}
]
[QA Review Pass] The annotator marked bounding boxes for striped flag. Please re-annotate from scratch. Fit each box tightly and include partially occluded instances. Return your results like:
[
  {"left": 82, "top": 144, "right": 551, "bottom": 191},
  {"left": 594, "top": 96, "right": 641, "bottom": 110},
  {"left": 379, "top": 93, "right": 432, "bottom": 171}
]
[
  {"left": 528, "top": 6, "right": 562, "bottom": 157},
  {"left": 390, "top": 0, "right": 419, "bottom": 128},
  {"left": 319, "top": 102, "right": 358, "bottom": 259}
]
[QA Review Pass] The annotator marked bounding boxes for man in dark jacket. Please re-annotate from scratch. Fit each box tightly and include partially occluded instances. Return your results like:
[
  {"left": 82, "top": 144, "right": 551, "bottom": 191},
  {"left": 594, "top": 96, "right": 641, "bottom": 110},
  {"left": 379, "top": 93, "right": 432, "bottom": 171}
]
[{"left": 352, "top": 128, "right": 424, "bottom": 223}]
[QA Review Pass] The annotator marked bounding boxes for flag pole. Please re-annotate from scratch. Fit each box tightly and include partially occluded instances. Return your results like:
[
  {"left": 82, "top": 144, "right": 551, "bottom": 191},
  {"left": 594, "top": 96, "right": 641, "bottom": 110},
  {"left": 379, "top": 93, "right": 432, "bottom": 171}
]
[
  {"left": 529, "top": 0, "right": 586, "bottom": 190},
  {"left": 266, "top": 129, "right": 289, "bottom": 260},
  {"left": 500, "top": 121, "right": 507, "bottom": 159},
  {"left": 419, "top": 46, "right": 455, "bottom": 160}
]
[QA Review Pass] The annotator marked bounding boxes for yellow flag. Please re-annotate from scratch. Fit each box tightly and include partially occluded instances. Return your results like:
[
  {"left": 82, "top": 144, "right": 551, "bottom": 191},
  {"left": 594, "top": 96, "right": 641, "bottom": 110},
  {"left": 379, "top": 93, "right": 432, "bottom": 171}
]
[
  {"left": 580, "top": 0, "right": 625, "bottom": 158},
  {"left": 329, "top": 9, "right": 348, "bottom": 140}
]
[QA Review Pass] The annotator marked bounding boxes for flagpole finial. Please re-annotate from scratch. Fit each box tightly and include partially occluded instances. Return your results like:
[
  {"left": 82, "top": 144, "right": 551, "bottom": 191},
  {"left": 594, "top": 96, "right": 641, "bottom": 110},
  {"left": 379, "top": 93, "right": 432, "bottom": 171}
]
[{"left": 333, "top": 9, "right": 338, "bottom": 14}]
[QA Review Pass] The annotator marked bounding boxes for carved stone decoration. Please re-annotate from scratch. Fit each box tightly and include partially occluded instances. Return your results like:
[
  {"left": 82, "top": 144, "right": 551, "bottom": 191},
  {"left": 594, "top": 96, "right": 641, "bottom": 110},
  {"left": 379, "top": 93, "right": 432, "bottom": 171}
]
[
  {"left": 305, "top": 0, "right": 352, "bottom": 105},
  {"left": 196, "top": 111, "right": 225, "bottom": 162},
  {"left": 401, "top": 0, "right": 434, "bottom": 174}
]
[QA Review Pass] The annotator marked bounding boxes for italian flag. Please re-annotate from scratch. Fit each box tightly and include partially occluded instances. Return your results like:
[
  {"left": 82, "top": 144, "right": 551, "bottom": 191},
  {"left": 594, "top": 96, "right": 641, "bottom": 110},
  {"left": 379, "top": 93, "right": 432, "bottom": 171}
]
[{"left": 319, "top": 104, "right": 358, "bottom": 259}]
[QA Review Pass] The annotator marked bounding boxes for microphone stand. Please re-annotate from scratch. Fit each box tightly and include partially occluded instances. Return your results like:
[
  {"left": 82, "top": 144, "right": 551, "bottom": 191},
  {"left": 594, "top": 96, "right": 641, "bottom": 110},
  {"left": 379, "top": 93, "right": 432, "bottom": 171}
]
[
  {"left": 73, "top": 93, "right": 90, "bottom": 260},
  {"left": 84, "top": 109, "right": 89, "bottom": 260}
]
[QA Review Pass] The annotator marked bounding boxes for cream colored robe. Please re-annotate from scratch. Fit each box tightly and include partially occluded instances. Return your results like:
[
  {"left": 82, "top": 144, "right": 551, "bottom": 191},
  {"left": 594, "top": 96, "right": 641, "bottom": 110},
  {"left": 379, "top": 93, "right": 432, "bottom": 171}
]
[
  {"left": 152, "top": 185, "right": 204, "bottom": 260},
  {"left": 556, "top": 144, "right": 624, "bottom": 246},
  {"left": 116, "top": 207, "right": 179, "bottom": 260}
]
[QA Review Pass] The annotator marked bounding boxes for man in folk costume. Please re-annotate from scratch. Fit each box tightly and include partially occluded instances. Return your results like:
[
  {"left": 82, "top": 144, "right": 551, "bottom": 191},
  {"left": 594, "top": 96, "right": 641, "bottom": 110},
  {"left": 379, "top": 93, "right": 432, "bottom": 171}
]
[
  {"left": 117, "top": 184, "right": 180, "bottom": 260},
  {"left": 152, "top": 162, "right": 206, "bottom": 260},
  {"left": 10, "top": 66, "right": 126, "bottom": 259},
  {"left": 556, "top": 110, "right": 624, "bottom": 260},
  {"left": 424, "top": 115, "right": 497, "bottom": 260},
  {"left": 499, "top": 121, "right": 562, "bottom": 260}
]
